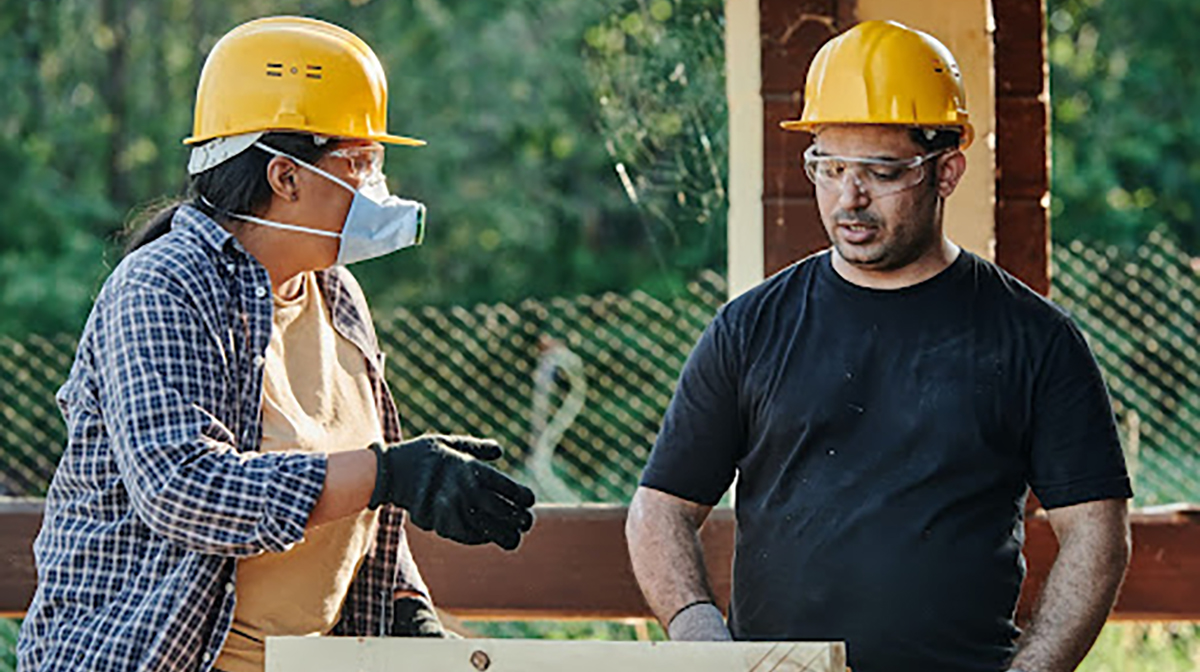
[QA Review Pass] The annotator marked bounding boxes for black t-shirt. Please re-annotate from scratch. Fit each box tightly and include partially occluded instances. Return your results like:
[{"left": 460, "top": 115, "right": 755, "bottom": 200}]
[{"left": 641, "top": 251, "right": 1132, "bottom": 672}]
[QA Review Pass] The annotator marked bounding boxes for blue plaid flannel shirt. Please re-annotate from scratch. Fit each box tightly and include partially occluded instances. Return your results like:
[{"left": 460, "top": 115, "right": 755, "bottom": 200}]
[{"left": 18, "top": 205, "right": 428, "bottom": 671}]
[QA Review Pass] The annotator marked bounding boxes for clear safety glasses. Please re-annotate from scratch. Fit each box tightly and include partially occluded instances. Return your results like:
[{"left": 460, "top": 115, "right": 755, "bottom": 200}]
[
  {"left": 803, "top": 145, "right": 945, "bottom": 198},
  {"left": 327, "top": 144, "right": 386, "bottom": 184}
]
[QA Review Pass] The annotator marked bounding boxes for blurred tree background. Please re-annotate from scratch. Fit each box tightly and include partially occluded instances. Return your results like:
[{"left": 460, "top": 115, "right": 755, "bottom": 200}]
[
  {"left": 3, "top": 0, "right": 1197, "bottom": 337},
  {"left": 1047, "top": 0, "right": 1200, "bottom": 251},
  {"left": 0, "top": 0, "right": 726, "bottom": 337}
]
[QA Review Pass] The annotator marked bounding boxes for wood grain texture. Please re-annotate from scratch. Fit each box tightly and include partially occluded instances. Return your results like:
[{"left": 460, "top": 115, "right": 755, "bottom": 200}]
[{"left": 266, "top": 638, "right": 846, "bottom": 672}]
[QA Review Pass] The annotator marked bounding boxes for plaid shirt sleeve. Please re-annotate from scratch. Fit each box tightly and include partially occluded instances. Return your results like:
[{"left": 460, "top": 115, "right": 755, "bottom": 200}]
[{"left": 96, "top": 275, "right": 327, "bottom": 556}]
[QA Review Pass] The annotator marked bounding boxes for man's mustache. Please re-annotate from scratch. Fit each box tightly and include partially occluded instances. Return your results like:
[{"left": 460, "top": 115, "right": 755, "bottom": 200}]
[{"left": 832, "top": 210, "right": 881, "bottom": 226}]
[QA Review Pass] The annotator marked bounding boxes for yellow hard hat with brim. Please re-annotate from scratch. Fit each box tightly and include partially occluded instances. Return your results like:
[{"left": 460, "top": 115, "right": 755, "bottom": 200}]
[
  {"left": 780, "top": 20, "right": 974, "bottom": 149},
  {"left": 184, "top": 16, "right": 423, "bottom": 147}
]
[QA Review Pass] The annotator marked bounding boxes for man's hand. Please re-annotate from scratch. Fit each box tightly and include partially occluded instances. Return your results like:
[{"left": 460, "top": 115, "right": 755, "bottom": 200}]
[
  {"left": 369, "top": 435, "right": 536, "bottom": 550},
  {"left": 667, "top": 601, "right": 733, "bottom": 641}
]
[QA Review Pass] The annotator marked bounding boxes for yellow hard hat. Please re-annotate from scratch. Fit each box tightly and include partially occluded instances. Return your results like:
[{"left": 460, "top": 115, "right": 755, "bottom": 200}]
[
  {"left": 184, "top": 16, "right": 423, "bottom": 146},
  {"left": 780, "top": 20, "right": 973, "bottom": 149}
]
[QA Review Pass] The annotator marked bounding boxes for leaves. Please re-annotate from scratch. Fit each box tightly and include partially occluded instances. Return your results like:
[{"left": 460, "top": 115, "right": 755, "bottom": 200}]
[
  {"left": 1048, "top": 0, "right": 1200, "bottom": 252},
  {"left": 1, "top": 0, "right": 727, "bottom": 336}
]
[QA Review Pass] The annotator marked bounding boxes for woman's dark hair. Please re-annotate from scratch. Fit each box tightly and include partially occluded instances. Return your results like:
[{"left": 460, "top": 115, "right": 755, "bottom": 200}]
[{"left": 123, "top": 132, "right": 333, "bottom": 256}]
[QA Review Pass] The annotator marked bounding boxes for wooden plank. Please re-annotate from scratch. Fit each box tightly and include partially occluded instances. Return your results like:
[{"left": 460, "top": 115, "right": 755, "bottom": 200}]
[
  {"left": 0, "top": 498, "right": 42, "bottom": 617},
  {"left": 265, "top": 637, "right": 846, "bottom": 672},
  {"left": 4, "top": 500, "right": 1200, "bottom": 621},
  {"left": 403, "top": 505, "right": 734, "bottom": 619}
]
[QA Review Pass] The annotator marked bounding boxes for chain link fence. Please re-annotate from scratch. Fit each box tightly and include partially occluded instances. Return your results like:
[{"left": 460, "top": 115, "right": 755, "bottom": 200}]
[
  {"left": 1052, "top": 231, "right": 1200, "bottom": 505},
  {"left": 0, "top": 272, "right": 727, "bottom": 501},
  {"left": 4, "top": 245, "right": 1200, "bottom": 505}
]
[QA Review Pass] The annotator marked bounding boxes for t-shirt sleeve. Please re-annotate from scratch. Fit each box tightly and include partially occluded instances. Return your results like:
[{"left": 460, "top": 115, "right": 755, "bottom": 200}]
[
  {"left": 640, "top": 310, "right": 744, "bottom": 505},
  {"left": 1027, "top": 316, "right": 1133, "bottom": 509}
]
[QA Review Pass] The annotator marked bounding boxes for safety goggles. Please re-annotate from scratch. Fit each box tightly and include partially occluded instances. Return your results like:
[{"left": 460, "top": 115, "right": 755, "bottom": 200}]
[
  {"left": 327, "top": 144, "right": 386, "bottom": 183},
  {"left": 803, "top": 145, "right": 945, "bottom": 198}
]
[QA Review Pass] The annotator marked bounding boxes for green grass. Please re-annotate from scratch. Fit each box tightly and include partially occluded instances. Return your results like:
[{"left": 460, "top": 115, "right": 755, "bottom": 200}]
[
  {"left": 1079, "top": 622, "right": 1200, "bottom": 672},
  {"left": 0, "top": 619, "right": 18, "bottom": 671}
]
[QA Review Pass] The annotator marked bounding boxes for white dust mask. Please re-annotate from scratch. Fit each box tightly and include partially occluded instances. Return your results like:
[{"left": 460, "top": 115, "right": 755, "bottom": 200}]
[{"left": 225, "top": 142, "right": 425, "bottom": 266}]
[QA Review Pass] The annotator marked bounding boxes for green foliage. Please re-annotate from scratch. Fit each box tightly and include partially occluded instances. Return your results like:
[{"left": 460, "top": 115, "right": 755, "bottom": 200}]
[
  {"left": 1047, "top": 0, "right": 1200, "bottom": 251},
  {"left": 464, "top": 619, "right": 665, "bottom": 641},
  {"left": 0, "top": 0, "right": 727, "bottom": 337},
  {"left": 582, "top": 0, "right": 727, "bottom": 297}
]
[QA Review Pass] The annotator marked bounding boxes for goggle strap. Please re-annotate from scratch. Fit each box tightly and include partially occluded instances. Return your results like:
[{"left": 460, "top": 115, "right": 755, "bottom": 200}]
[{"left": 803, "top": 146, "right": 944, "bottom": 168}]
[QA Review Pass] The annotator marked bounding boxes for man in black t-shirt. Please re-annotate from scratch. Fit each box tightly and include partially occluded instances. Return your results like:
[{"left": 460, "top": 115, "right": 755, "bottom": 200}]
[{"left": 626, "top": 21, "right": 1132, "bottom": 672}]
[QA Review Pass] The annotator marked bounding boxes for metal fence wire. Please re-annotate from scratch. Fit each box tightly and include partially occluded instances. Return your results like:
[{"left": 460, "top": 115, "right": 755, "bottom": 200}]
[{"left": 2, "top": 240, "right": 1200, "bottom": 506}]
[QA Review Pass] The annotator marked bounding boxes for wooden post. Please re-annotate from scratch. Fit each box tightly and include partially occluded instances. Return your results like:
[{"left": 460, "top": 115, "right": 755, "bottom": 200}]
[
  {"left": 992, "top": 0, "right": 1051, "bottom": 295},
  {"left": 759, "top": 0, "right": 856, "bottom": 277}
]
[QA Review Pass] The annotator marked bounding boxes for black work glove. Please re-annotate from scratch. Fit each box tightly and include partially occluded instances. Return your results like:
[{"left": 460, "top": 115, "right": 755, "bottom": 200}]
[
  {"left": 391, "top": 596, "right": 447, "bottom": 637},
  {"left": 368, "top": 435, "right": 536, "bottom": 550}
]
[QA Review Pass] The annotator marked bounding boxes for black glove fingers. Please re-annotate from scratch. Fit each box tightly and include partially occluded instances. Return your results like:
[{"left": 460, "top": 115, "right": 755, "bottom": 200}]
[
  {"left": 476, "top": 466, "right": 537, "bottom": 509},
  {"left": 441, "top": 435, "right": 503, "bottom": 461},
  {"left": 473, "top": 489, "right": 535, "bottom": 533},
  {"left": 466, "top": 510, "right": 525, "bottom": 551}
]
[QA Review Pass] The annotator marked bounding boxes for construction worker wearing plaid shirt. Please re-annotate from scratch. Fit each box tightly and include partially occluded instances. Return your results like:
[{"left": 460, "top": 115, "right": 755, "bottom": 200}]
[{"left": 19, "top": 17, "right": 535, "bottom": 672}]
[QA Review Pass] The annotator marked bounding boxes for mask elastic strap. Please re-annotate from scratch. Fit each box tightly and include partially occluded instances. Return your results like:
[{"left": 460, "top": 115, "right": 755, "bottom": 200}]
[
  {"left": 231, "top": 212, "right": 342, "bottom": 239},
  {"left": 198, "top": 195, "right": 342, "bottom": 239},
  {"left": 253, "top": 142, "right": 356, "bottom": 194}
]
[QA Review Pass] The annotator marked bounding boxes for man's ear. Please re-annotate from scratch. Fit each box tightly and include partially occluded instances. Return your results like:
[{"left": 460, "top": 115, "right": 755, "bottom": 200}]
[
  {"left": 265, "top": 155, "right": 299, "bottom": 202},
  {"left": 936, "top": 150, "right": 967, "bottom": 199}
]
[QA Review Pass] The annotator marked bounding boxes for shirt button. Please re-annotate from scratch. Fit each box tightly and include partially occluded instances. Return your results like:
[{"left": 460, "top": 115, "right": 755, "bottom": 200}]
[
  {"left": 255, "top": 286, "right": 268, "bottom": 298},
  {"left": 225, "top": 263, "right": 235, "bottom": 274},
  {"left": 225, "top": 582, "right": 235, "bottom": 594},
  {"left": 253, "top": 355, "right": 265, "bottom": 367},
  {"left": 202, "top": 652, "right": 212, "bottom": 663}
]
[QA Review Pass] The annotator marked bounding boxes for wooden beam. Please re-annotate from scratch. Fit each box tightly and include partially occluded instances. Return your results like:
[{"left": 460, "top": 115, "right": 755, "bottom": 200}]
[
  {"left": 3, "top": 501, "right": 1199, "bottom": 621},
  {"left": 0, "top": 498, "right": 43, "bottom": 617},
  {"left": 404, "top": 505, "right": 735, "bottom": 620},
  {"left": 993, "top": 0, "right": 1051, "bottom": 295},
  {"left": 265, "top": 637, "right": 846, "bottom": 672}
]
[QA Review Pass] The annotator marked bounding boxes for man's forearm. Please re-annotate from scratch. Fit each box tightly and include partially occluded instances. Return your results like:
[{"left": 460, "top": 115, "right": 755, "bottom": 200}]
[
  {"left": 1011, "top": 500, "right": 1130, "bottom": 672},
  {"left": 626, "top": 487, "right": 725, "bottom": 632}
]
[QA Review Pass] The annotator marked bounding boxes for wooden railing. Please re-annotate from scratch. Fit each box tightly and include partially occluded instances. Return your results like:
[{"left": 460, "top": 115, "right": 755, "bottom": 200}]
[{"left": 3, "top": 501, "right": 1199, "bottom": 620}]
